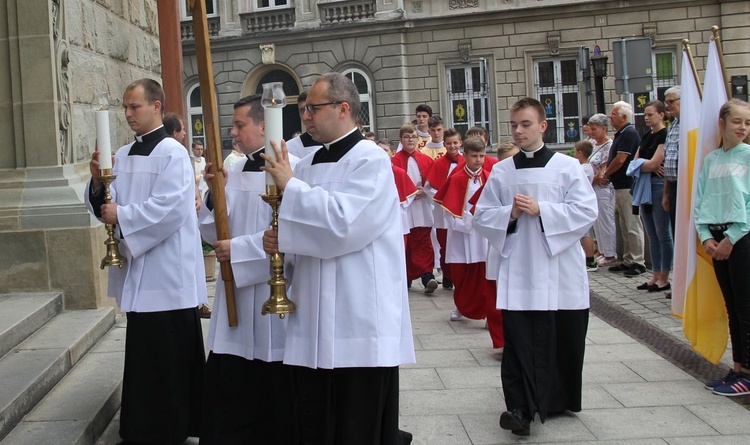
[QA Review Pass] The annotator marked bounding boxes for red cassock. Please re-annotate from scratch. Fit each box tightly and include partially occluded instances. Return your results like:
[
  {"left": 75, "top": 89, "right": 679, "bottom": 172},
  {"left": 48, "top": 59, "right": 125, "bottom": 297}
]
[{"left": 435, "top": 166, "right": 504, "bottom": 348}]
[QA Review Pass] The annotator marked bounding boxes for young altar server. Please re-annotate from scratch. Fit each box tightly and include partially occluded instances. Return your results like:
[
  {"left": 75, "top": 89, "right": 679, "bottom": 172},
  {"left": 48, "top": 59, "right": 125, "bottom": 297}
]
[
  {"left": 392, "top": 123, "right": 438, "bottom": 292},
  {"left": 198, "top": 95, "right": 299, "bottom": 444},
  {"left": 474, "top": 97, "right": 597, "bottom": 437},
  {"left": 434, "top": 138, "right": 497, "bottom": 332},
  {"left": 262, "top": 73, "right": 415, "bottom": 444},
  {"left": 379, "top": 141, "right": 419, "bottom": 241},
  {"left": 421, "top": 116, "right": 447, "bottom": 159},
  {"left": 424, "top": 128, "right": 465, "bottom": 289},
  {"left": 86, "top": 79, "right": 205, "bottom": 444}
]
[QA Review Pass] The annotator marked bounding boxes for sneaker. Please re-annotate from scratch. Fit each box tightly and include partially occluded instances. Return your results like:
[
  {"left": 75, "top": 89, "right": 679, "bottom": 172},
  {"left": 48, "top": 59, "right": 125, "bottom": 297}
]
[
  {"left": 450, "top": 308, "right": 463, "bottom": 321},
  {"left": 424, "top": 279, "right": 438, "bottom": 294},
  {"left": 586, "top": 260, "right": 598, "bottom": 272},
  {"left": 712, "top": 376, "right": 750, "bottom": 397},
  {"left": 623, "top": 264, "right": 646, "bottom": 276},
  {"left": 608, "top": 263, "right": 629, "bottom": 272},
  {"left": 705, "top": 369, "right": 741, "bottom": 390},
  {"left": 442, "top": 278, "right": 454, "bottom": 290}
]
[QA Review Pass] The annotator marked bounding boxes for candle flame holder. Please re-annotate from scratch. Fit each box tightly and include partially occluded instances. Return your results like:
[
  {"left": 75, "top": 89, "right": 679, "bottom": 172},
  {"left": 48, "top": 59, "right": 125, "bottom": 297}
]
[
  {"left": 260, "top": 184, "right": 295, "bottom": 318},
  {"left": 99, "top": 169, "right": 127, "bottom": 269}
]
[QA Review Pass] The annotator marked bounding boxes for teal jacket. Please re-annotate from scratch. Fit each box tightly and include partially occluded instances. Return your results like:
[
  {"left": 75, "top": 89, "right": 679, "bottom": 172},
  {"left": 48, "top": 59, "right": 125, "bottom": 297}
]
[{"left": 694, "top": 142, "right": 750, "bottom": 244}]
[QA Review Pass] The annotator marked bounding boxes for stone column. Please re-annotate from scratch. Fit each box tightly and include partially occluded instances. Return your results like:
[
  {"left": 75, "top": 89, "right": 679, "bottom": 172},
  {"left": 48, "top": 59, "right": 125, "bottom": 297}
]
[
  {"left": 295, "top": 0, "right": 321, "bottom": 29},
  {"left": 0, "top": 0, "right": 161, "bottom": 309}
]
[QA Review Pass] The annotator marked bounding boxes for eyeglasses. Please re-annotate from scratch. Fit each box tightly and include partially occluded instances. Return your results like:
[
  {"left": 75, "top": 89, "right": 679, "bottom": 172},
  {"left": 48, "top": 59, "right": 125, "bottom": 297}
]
[
  {"left": 665, "top": 99, "right": 680, "bottom": 105},
  {"left": 401, "top": 135, "right": 419, "bottom": 140},
  {"left": 302, "top": 102, "right": 343, "bottom": 115}
]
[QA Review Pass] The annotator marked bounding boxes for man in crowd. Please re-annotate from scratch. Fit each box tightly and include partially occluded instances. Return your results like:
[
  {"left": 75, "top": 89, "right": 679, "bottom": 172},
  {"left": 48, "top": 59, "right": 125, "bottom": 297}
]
[
  {"left": 604, "top": 101, "right": 646, "bottom": 276},
  {"left": 662, "top": 86, "right": 681, "bottom": 235},
  {"left": 262, "top": 72, "right": 415, "bottom": 444},
  {"left": 86, "top": 78, "right": 205, "bottom": 444}
]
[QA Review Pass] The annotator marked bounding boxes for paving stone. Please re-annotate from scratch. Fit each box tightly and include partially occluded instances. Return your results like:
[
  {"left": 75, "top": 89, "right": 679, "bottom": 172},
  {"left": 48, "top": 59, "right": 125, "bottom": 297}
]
[
  {"left": 584, "top": 342, "right": 662, "bottom": 363},
  {"left": 461, "top": 412, "right": 596, "bottom": 444},
  {"left": 398, "top": 415, "right": 472, "bottom": 445},
  {"left": 576, "top": 406, "right": 717, "bottom": 440},
  {"left": 436, "top": 366, "right": 501, "bottom": 390},
  {"left": 583, "top": 361, "right": 646, "bottom": 384},
  {"left": 603, "top": 381, "right": 720, "bottom": 407},
  {"left": 418, "top": 333, "right": 495, "bottom": 350},
  {"left": 683, "top": 402, "right": 750, "bottom": 435},
  {"left": 0, "top": 293, "right": 62, "bottom": 358},
  {"left": 411, "top": 321, "right": 455, "bottom": 335},
  {"left": 587, "top": 326, "right": 637, "bottom": 345},
  {"left": 406, "top": 349, "right": 479, "bottom": 369},
  {"left": 581, "top": 385, "right": 626, "bottom": 410},
  {"left": 400, "top": 388, "right": 503, "bottom": 416},
  {"left": 400, "top": 368, "right": 444, "bottom": 391},
  {"left": 622, "top": 359, "right": 696, "bottom": 382},
  {"left": 664, "top": 435, "right": 750, "bottom": 444}
]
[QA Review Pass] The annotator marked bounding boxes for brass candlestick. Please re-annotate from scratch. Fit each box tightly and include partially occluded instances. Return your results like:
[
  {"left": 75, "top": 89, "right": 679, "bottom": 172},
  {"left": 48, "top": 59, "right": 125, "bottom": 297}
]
[
  {"left": 261, "top": 184, "right": 295, "bottom": 318},
  {"left": 99, "top": 170, "right": 127, "bottom": 269}
]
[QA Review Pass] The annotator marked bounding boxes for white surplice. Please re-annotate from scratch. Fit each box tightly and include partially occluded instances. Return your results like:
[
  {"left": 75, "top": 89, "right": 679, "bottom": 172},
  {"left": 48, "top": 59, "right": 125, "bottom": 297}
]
[
  {"left": 199, "top": 152, "right": 298, "bottom": 362},
  {"left": 85, "top": 138, "right": 207, "bottom": 312},
  {"left": 474, "top": 153, "right": 597, "bottom": 311},
  {"left": 445, "top": 177, "right": 488, "bottom": 264},
  {"left": 277, "top": 138, "right": 415, "bottom": 369}
]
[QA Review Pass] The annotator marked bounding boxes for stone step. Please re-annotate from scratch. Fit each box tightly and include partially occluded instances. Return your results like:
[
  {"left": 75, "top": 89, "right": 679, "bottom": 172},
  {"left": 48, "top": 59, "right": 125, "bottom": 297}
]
[
  {"left": 0, "top": 293, "right": 63, "bottom": 358},
  {"left": 1, "top": 320, "right": 125, "bottom": 445},
  {"left": 0, "top": 308, "right": 115, "bottom": 442}
]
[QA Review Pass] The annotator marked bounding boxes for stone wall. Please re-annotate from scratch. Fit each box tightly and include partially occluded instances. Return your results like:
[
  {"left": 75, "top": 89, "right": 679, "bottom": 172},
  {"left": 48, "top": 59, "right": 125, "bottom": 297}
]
[{"left": 66, "top": 0, "right": 161, "bottom": 163}]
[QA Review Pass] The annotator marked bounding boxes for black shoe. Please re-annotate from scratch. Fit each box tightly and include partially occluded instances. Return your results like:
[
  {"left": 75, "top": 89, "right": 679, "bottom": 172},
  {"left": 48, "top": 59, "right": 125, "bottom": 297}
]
[
  {"left": 442, "top": 278, "right": 453, "bottom": 290},
  {"left": 623, "top": 264, "right": 646, "bottom": 276},
  {"left": 648, "top": 283, "right": 671, "bottom": 292},
  {"left": 399, "top": 429, "right": 413, "bottom": 444},
  {"left": 608, "top": 263, "right": 629, "bottom": 272},
  {"left": 636, "top": 282, "right": 652, "bottom": 290},
  {"left": 499, "top": 409, "right": 531, "bottom": 436}
]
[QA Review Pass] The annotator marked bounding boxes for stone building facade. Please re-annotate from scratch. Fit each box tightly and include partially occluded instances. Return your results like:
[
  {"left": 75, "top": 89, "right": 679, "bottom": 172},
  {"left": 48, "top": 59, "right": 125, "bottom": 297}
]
[
  {"left": 0, "top": 0, "right": 161, "bottom": 307},
  {"left": 180, "top": 0, "right": 749, "bottom": 150}
]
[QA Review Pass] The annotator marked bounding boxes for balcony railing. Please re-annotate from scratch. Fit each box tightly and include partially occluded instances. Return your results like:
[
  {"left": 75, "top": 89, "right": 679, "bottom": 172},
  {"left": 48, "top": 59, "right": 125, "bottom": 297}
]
[
  {"left": 240, "top": 8, "right": 296, "bottom": 34},
  {"left": 180, "top": 16, "right": 221, "bottom": 40},
  {"left": 319, "top": 0, "right": 375, "bottom": 25}
]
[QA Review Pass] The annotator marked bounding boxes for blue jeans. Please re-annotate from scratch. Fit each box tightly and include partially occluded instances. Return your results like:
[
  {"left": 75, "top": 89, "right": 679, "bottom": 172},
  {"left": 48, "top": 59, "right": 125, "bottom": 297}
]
[{"left": 640, "top": 177, "right": 673, "bottom": 271}]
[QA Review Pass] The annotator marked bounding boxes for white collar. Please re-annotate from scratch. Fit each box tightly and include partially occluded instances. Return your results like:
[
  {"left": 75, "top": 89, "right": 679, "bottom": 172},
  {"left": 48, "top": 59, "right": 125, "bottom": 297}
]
[
  {"left": 134, "top": 125, "right": 164, "bottom": 143},
  {"left": 323, "top": 127, "right": 359, "bottom": 149},
  {"left": 522, "top": 143, "right": 544, "bottom": 158}
]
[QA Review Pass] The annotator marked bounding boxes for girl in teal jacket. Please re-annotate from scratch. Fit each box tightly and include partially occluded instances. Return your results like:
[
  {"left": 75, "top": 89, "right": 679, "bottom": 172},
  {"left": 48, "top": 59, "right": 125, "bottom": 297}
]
[{"left": 694, "top": 98, "right": 750, "bottom": 396}]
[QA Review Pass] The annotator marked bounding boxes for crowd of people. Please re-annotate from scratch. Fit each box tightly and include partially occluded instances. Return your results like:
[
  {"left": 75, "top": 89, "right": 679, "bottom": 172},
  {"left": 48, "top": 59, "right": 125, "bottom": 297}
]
[{"left": 85, "top": 73, "right": 750, "bottom": 444}]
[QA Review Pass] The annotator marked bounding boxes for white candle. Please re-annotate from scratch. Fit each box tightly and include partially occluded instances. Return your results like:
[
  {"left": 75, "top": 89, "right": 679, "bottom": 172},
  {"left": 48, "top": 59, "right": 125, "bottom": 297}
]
[
  {"left": 95, "top": 109, "right": 112, "bottom": 170},
  {"left": 264, "top": 106, "right": 283, "bottom": 186}
]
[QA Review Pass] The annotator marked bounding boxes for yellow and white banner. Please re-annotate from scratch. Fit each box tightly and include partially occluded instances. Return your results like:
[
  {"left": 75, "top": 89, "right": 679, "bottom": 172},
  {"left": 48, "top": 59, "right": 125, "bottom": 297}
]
[{"left": 679, "top": 39, "right": 729, "bottom": 364}]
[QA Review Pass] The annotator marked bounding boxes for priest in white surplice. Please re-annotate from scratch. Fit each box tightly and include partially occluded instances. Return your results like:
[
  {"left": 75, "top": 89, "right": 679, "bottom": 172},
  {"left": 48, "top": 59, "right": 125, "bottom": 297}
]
[
  {"left": 86, "top": 79, "right": 206, "bottom": 444},
  {"left": 198, "top": 95, "right": 299, "bottom": 444},
  {"left": 474, "top": 98, "right": 597, "bottom": 437},
  {"left": 262, "top": 73, "right": 415, "bottom": 444}
]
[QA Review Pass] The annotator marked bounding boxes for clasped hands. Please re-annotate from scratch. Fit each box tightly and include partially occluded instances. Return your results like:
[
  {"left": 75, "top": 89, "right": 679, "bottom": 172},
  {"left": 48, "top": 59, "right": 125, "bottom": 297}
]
[
  {"left": 511, "top": 193, "right": 540, "bottom": 220},
  {"left": 703, "top": 237, "right": 733, "bottom": 261}
]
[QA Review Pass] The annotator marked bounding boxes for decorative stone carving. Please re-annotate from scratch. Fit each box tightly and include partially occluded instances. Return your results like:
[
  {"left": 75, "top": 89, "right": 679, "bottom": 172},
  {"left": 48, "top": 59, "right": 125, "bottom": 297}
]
[
  {"left": 449, "top": 0, "right": 479, "bottom": 9},
  {"left": 547, "top": 31, "right": 561, "bottom": 56},
  {"left": 458, "top": 43, "right": 471, "bottom": 63},
  {"left": 412, "top": 1, "right": 423, "bottom": 13},
  {"left": 643, "top": 23, "right": 657, "bottom": 47},
  {"left": 52, "top": 0, "right": 72, "bottom": 164},
  {"left": 260, "top": 43, "right": 275, "bottom": 65}
]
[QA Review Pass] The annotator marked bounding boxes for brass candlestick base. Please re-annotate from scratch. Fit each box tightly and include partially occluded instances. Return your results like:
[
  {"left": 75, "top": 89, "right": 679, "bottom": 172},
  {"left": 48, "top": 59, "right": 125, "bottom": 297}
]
[
  {"left": 261, "top": 185, "right": 295, "bottom": 318},
  {"left": 99, "top": 172, "right": 127, "bottom": 269}
]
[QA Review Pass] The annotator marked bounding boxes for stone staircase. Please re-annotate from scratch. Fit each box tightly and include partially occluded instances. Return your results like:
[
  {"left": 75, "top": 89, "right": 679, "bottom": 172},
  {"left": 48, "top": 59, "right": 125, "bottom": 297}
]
[{"left": 0, "top": 292, "right": 122, "bottom": 445}]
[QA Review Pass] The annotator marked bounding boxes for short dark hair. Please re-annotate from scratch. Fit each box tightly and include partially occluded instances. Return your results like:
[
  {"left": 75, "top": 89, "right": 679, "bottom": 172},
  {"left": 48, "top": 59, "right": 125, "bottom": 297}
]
[
  {"left": 415, "top": 104, "right": 433, "bottom": 116},
  {"left": 192, "top": 139, "right": 204, "bottom": 149},
  {"left": 463, "top": 137, "right": 486, "bottom": 154},
  {"left": 377, "top": 139, "right": 393, "bottom": 149},
  {"left": 400, "top": 123, "right": 417, "bottom": 137},
  {"left": 466, "top": 126, "right": 488, "bottom": 139},
  {"left": 581, "top": 115, "right": 592, "bottom": 126},
  {"left": 163, "top": 112, "right": 183, "bottom": 135},
  {"left": 427, "top": 116, "right": 443, "bottom": 129},
  {"left": 298, "top": 90, "right": 308, "bottom": 103},
  {"left": 510, "top": 97, "right": 546, "bottom": 122},
  {"left": 443, "top": 128, "right": 461, "bottom": 140},
  {"left": 125, "top": 78, "right": 165, "bottom": 109},
  {"left": 575, "top": 140, "right": 593, "bottom": 158},
  {"left": 234, "top": 94, "right": 264, "bottom": 123}
]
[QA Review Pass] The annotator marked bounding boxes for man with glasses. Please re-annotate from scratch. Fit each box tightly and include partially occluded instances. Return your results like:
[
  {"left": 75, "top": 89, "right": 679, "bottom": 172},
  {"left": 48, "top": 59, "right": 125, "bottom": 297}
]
[
  {"left": 285, "top": 90, "right": 323, "bottom": 159},
  {"left": 262, "top": 72, "right": 415, "bottom": 444}
]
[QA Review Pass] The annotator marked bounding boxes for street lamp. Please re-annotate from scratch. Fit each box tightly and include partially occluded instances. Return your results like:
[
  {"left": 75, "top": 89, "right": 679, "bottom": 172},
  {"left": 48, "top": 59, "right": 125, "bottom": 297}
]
[{"left": 590, "top": 53, "right": 608, "bottom": 114}]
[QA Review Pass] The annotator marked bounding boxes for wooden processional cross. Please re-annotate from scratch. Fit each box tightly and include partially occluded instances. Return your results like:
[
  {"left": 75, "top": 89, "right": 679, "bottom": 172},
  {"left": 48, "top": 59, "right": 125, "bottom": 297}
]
[{"left": 189, "top": 0, "right": 238, "bottom": 326}]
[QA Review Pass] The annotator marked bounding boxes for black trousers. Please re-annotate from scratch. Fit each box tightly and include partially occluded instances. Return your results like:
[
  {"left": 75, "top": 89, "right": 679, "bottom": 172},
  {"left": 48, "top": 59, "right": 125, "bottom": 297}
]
[
  {"left": 200, "top": 353, "right": 297, "bottom": 445},
  {"left": 292, "top": 366, "right": 403, "bottom": 445},
  {"left": 120, "top": 307, "right": 205, "bottom": 444},
  {"left": 501, "top": 309, "right": 588, "bottom": 422},
  {"left": 667, "top": 180, "right": 678, "bottom": 236},
  {"left": 711, "top": 230, "right": 750, "bottom": 369}
]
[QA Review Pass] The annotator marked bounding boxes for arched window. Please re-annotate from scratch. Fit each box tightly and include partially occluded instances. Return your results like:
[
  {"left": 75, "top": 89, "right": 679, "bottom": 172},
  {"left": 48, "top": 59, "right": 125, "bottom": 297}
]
[
  {"left": 254, "top": 70, "right": 301, "bottom": 140},
  {"left": 342, "top": 69, "right": 374, "bottom": 133},
  {"left": 186, "top": 84, "right": 204, "bottom": 147}
]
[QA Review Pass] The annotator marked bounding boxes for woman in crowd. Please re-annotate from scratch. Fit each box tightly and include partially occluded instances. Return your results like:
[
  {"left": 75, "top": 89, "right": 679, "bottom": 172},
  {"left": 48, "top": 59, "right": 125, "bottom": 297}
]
[
  {"left": 586, "top": 114, "right": 617, "bottom": 265},
  {"left": 631, "top": 100, "right": 672, "bottom": 293},
  {"left": 695, "top": 99, "right": 750, "bottom": 396}
]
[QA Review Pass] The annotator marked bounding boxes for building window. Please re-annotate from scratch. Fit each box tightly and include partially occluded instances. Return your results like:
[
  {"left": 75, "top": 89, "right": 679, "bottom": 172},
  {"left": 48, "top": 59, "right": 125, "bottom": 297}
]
[
  {"left": 256, "top": 0, "right": 289, "bottom": 9},
  {"left": 629, "top": 49, "right": 678, "bottom": 134},
  {"left": 181, "top": 0, "right": 217, "bottom": 19},
  {"left": 342, "top": 69, "right": 373, "bottom": 133},
  {"left": 534, "top": 58, "right": 581, "bottom": 145},
  {"left": 254, "top": 69, "right": 302, "bottom": 140},
  {"left": 186, "top": 84, "right": 205, "bottom": 147},
  {"left": 446, "top": 59, "right": 491, "bottom": 141}
]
